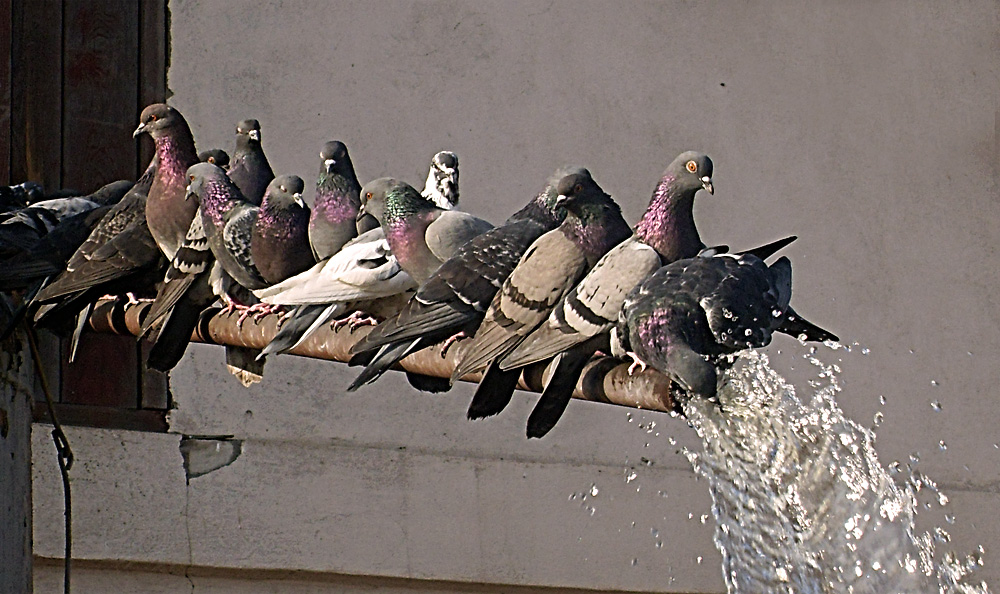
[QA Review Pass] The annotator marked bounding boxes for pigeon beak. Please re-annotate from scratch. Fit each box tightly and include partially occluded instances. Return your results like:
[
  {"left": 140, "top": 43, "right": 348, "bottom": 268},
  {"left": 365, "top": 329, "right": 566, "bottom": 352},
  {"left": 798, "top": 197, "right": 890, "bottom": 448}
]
[
  {"left": 132, "top": 123, "right": 146, "bottom": 138},
  {"left": 356, "top": 204, "right": 367, "bottom": 220},
  {"left": 248, "top": 130, "right": 261, "bottom": 142},
  {"left": 554, "top": 194, "right": 569, "bottom": 208},
  {"left": 701, "top": 176, "right": 714, "bottom": 195},
  {"left": 292, "top": 192, "right": 305, "bottom": 208},
  {"left": 185, "top": 185, "right": 195, "bottom": 200},
  {"left": 324, "top": 158, "right": 335, "bottom": 173}
]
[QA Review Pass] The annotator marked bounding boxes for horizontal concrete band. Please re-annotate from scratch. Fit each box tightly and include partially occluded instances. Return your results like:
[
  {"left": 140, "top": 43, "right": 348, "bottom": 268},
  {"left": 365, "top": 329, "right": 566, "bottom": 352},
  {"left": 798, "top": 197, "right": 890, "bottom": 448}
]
[{"left": 87, "top": 298, "right": 678, "bottom": 413}]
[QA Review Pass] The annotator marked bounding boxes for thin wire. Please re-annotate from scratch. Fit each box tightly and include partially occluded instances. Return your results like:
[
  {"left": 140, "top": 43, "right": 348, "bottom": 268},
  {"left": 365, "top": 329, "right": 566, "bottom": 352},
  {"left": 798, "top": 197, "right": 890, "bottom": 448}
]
[{"left": 25, "top": 326, "right": 72, "bottom": 594}]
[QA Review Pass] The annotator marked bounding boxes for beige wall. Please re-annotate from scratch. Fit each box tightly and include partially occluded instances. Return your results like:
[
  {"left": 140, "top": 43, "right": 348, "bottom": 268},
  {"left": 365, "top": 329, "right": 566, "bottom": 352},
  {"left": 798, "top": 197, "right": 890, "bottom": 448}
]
[{"left": 31, "top": 1, "right": 1000, "bottom": 592}]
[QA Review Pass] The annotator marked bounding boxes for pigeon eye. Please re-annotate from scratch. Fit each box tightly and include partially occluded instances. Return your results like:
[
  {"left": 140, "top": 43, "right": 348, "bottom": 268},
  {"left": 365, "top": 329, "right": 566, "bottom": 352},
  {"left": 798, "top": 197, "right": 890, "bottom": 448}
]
[
  {"left": 189, "top": 174, "right": 195, "bottom": 181},
  {"left": 686, "top": 161, "right": 698, "bottom": 173},
  {"left": 149, "top": 114, "right": 158, "bottom": 122},
  {"left": 574, "top": 184, "right": 583, "bottom": 193},
  {"left": 366, "top": 192, "right": 372, "bottom": 200}
]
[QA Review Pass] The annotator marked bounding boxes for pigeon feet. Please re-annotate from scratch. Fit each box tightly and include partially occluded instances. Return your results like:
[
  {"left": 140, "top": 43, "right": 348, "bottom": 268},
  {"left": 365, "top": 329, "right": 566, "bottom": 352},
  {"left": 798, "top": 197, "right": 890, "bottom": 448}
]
[
  {"left": 245, "top": 303, "right": 281, "bottom": 324},
  {"left": 439, "top": 331, "right": 468, "bottom": 357},
  {"left": 625, "top": 352, "right": 647, "bottom": 375},
  {"left": 331, "top": 311, "right": 379, "bottom": 332},
  {"left": 275, "top": 308, "right": 296, "bottom": 330}
]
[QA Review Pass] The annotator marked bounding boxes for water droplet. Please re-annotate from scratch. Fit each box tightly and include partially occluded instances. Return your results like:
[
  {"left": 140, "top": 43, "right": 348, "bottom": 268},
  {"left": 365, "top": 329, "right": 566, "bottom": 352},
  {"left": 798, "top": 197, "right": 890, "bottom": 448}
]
[
  {"left": 930, "top": 379, "right": 939, "bottom": 387},
  {"left": 696, "top": 556, "right": 703, "bottom": 564},
  {"left": 930, "top": 400, "right": 942, "bottom": 412},
  {"left": 861, "top": 347, "right": 870, "bottom": 355},
  {"left": 655, "top": 540, "right": 663, "bottom": 549},
  {"left": 938, "top": 440, "right": 947, "bottom": 451},
  {"left": 590, "top": 484, "right": 599, "bottom": 497},
  {"left": 879, "top": 395, "right": 886, "bottom": 405},
  {"left": 624, "top": 471, "right": 637, "bottom": 483},
  {"left": 745, "top": 328, "right": 753, "bottom": 336},
  {"left": 651, "top": 527, "right": 659, "bottom": 538},
  {"left": 631, "top": 558, "right": 638, "bottom": 567},
  {"left": 873, "top": 412, "right": 884, "bottom": 427}
]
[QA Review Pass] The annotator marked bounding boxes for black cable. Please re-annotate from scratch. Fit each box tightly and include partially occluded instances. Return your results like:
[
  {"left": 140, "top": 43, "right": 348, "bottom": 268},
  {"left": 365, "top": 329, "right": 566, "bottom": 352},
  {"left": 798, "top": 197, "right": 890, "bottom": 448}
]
[{"left": 25, "top": 326, "right": 72, "bottom": 594}]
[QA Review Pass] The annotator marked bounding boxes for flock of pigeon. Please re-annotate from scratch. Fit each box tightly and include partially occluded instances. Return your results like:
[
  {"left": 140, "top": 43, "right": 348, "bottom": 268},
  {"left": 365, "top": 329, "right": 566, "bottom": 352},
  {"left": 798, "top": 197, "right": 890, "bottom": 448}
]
[{"left": 0, "top": 103, "right": 837, "bottom": 437}]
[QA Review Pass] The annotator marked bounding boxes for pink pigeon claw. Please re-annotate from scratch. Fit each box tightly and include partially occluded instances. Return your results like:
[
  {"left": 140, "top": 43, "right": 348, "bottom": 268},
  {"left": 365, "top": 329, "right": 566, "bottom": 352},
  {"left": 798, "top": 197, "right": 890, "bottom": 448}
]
[{"left": 439, "top": 331, "right": 468, "bottom": 358}]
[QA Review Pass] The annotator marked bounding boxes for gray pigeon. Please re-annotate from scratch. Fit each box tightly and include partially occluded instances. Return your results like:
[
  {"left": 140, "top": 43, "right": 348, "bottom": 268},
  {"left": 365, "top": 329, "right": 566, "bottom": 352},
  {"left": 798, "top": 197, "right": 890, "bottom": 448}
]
[
  {"left": 357, "top": 178, "right": 493, "bottom": 285},
  {"left": 133, "top": 103, "right": 200, "bottom": 261},
  {"left": 498, "top": 151, "right": 715, "bottom": 437},
  {"left": 226, "top": 119, "right": 274, "bottom": 205},
  {"left": 421, "top": 151, "right": 460, "bottom": 209},
  {"left": 188, "top": 162, "right": 267, "bottom": 292},
  {"left": 308, "top": 141, "right": 363, "bottom": 260},
  {"left": 0, "top": 180, "right": 132, "bottom": 257},
  {"left": 345, "top": 166, "right": 578, "bottom": 392},
  {"left": 453, "top": 171, "right": 633, "bottom": 419},
  {"left": 251, "top": 175, "right": 315, "bottom": 285},
  {"left": 613, "top": 251, "right": 838, "bottom": 401},
  {"left": 32, "top": 161, "right": 163, "bottom": 320},
  {"left": 198, "top": 149, "right": 230, "bottom": 168}
]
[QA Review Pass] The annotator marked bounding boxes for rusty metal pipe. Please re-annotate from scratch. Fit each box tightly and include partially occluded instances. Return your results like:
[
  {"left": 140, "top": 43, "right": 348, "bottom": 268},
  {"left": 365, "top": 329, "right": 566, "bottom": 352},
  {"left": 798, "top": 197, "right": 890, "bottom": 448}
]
[{"left": 88, "top": 298, "right": 678, "bottom": 413}]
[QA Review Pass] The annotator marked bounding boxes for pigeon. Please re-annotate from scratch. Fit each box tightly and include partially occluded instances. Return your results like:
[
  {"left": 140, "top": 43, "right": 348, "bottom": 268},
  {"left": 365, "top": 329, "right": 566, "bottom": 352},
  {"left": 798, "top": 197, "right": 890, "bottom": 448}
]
[
  {"left": 133, "top": 103, "right": 200, "bottom": 261},
  {"left": 188, "top": 162, "right": 267, "bottom": 292},
  {"left": 251, "top": 174, "right": 315, "bottom": 285},
  {"left": 32, "top": 161, "right": 163, "bottom": 319},
  {"left": 253, "top": 227, "right": 418, "bottom": 357},
  {"left": 308, "top": 141, "right": 363, "bottom": 260},
  {"left": 0, "top": 180, "right": 132, "bottom": 257},
  {"left": 613, "top": 250, "right": 838, "bottom": 401},
  {"left": 254, "top": 154, "right": 467, "bottom": 359},
  {"left": 0, "top": 182, "right": 44, "bottom": 214},
  {"left": 421, "top": 151, "right": 460, "bottom": 209},
  {"left": 452, "top": 170, "right": 633, "bottom": 419},
  {"left": 357, "top": 177, "right": 493, "bottom": 285},
  {"left": 225, "top": 119, "right": 274, "bottom": 205},
  {"left": 198, "top": 149, "right": 230, "bottom": 168},
  {"left": 497, "top": 151, "right": 716, "bottom": 437},
  {"left": 345, "top": 166, "right": 579, "bottom": 391}
]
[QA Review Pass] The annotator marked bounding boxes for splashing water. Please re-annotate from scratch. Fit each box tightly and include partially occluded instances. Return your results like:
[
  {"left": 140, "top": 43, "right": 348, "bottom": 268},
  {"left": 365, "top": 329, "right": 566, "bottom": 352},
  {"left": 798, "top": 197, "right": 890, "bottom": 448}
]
[{"left": 678, "top": 349, "right": 989, "bottom": 594}]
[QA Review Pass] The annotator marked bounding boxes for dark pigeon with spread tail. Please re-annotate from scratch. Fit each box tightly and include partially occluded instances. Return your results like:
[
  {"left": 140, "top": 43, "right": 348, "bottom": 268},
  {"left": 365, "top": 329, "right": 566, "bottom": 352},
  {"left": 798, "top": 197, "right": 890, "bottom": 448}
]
[
  {"left": 453, "top": 171, "right": 633, "bottom": 419},
  {"left": 226, "top": 119, "right": 274, "bottom": 205},
  {"left": 613, "top": 250, "right": 838, "bottom": 401}
]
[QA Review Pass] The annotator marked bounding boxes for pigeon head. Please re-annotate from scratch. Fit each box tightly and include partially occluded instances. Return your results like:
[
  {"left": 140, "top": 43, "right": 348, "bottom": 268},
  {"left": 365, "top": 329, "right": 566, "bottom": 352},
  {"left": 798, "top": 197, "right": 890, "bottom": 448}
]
[
  {"left": 184, "top": 162, "right": 228, "bottom": 202},
  {"left": 199, "top": 149, "right": 230, "bottom": 168},
  {"left": 133, "top": 104, "right": 186, "bottom": 139},
  {"left": 664, "top": 150, "right": 714, "bottom": 196},
  {"left": 359, "top": 178, "right": 429, "bottom": 227},
  {"left": 357, "top": 177, "right": 400, "bottom": 225},
  {"left": 235, "top": 119, "right": 263, "bottom": 145},
  {"left": 422, "top": 150, "right": 460, "bottom": 209},
  {"left": 319, "top": 141, "right": 350, "bottom": 174},
  {"left": 553, "top": 171, "right": 607, "bottom": 213},
  {"left": 264, "top": 174, "right": 306, "bottom": 209}
]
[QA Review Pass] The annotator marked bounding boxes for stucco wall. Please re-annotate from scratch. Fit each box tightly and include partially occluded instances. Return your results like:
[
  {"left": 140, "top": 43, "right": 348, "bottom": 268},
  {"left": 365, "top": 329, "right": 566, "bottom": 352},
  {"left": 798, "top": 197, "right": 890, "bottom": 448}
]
[{"left": 32, "top": 1, "right": 1000, "bottom": 592}]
